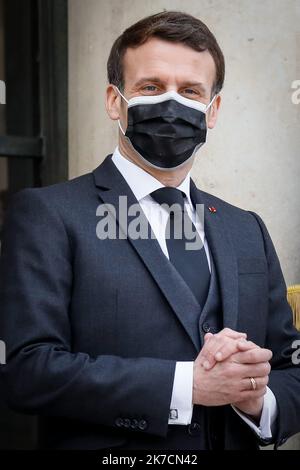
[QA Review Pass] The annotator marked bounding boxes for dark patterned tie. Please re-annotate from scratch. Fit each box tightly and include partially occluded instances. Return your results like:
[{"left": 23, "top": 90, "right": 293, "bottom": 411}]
[{"left": 151, "top": 187, "right": 210, "bottom": 307}]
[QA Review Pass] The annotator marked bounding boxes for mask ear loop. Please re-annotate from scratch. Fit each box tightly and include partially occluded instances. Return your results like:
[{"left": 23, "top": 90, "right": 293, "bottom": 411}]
[
  {"left": 115, "top": 86, "right": 129, "bottom": 104},
  {"left": 118, "top": 119, "right": 126, "bottom": 135},
  {"left": 205, "top": 93, "right": 218, "bottom": 113},
  {"left": 115, "top": 86, "right": 128, "bottom": 135}
]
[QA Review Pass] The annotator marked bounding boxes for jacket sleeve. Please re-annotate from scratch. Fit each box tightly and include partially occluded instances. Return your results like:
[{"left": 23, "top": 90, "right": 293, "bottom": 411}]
[
  {"left": 249, "top": 211, "right": 300, "bottom": 448},
  {"left": 0, "top": 188, "right": 176, "bottom": 438}
]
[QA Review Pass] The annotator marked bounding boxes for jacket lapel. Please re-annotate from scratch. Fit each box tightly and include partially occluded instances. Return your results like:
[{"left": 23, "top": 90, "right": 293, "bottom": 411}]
[
  {"left": 93, "top": 155, "right": 201, "bottom": 351},
  {"left": 190, "top": 180, "right": 239, "bottom": 331}
]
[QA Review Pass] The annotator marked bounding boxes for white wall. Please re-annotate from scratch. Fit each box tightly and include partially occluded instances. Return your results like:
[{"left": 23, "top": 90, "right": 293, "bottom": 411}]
[{"left": 69, "top": 0, "right": 300, "bottom": 285}]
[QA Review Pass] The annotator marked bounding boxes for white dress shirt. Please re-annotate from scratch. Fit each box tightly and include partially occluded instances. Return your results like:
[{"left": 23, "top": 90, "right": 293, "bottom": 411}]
[{"left": 111, "top": 146, "right": 277, "bottom": 440}]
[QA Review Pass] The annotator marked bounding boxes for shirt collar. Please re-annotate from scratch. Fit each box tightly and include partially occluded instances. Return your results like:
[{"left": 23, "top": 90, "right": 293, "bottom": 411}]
[{"left": 111, "top": 147, "right": 192, "bottom": 205}]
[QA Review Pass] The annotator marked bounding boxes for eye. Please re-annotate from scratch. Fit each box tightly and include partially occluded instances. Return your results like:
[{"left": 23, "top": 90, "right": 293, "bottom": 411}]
[
  {"left": 182, "top": 88, "right": 198, "bottom": 96},
  {"left": 142, "top": 85, "right": 159, "bottom": 93}
]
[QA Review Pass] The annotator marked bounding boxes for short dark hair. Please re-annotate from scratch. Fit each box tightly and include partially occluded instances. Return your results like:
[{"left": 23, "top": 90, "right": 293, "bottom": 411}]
[{"left": 107, "top": 11, "right": 225, "bottom": 95}]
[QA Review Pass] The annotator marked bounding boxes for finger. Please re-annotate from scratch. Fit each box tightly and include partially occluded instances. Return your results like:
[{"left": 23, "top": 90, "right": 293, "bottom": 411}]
[
  {"left": 204, "top": 332, "right": 214, "bottom": 342},
  {"left": 232, "top": 348, "right": 273, "bottom": 365},
  {"left": 237, "top": 387, "right": 268, "bottom": 402},
  {"left": 214, "top": 339, "right": 246, "bottom": 362},
  {"left": 242, "top": 361, "right": 271, "bottom": 378},
  {"left": 241, "top": 375, "right": 269, "bottom": 392},
  {"left": 219, "top": 328, "right": 247, "bottom": 340},
  {"left": 200, "top": 335, "right": 226, "bottom": 369},
  {"left": 215, "top": 339, "right": 256, "bottom": 362},
  {"left": 201, "top": 336, "right": 243, "bottom": 370},
  {"left": 236, "top": 340, "right": 257, "bottom": 351}
]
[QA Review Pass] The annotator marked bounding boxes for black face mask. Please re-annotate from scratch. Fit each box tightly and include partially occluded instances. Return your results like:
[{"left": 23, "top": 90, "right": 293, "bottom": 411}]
[{"left": 117, "top": 89, "right": 216, "bottom": 170}]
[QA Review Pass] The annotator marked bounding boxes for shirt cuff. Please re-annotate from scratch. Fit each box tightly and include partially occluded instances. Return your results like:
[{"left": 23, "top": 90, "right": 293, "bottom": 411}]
[
  {"left": 168, "top": 361, "right": 194, "bottom": 425},
  {"left": 231, "top": 386, "right": 277, "bottom": 439}
]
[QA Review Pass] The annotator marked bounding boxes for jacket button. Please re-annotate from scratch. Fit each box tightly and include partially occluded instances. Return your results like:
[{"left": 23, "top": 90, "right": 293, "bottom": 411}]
[
  {"left": 202, "top": 322, "right": 211, "bottom": 333},
  {"left": 188, "top": 422, "right": 201, "bottom": 436},
  {"left": 130, "top": 419, "right": 139, "bottom": 429},
  {"left": 123, "top": 418, "right": 131, "bottom": 428},
  {"left": 138, "top": 419, "right": 148, "bottom": 430},
  {"left": 115, "top": 417, "right": 124, "bottom": 427}
]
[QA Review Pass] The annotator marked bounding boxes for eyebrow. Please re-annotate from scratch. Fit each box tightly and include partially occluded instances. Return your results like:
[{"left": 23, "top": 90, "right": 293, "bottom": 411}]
[{"left": 133, "top": 77, "right": 208, "bottom": 94}]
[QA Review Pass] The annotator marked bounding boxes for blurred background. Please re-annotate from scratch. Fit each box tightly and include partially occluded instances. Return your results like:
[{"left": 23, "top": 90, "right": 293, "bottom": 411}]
[{"left": 0, "top": 0, "right": 299, "bottom": 449}]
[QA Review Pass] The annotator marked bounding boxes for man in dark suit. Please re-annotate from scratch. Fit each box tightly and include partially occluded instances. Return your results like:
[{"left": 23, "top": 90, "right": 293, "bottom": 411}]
[{"left": 1, "top": 11, "right": 300, "bottom": 450}]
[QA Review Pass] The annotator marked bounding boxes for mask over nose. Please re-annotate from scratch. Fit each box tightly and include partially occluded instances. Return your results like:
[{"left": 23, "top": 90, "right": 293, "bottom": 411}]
[{"left": 116, "top": 88, "right": 216, "bottom": 170}]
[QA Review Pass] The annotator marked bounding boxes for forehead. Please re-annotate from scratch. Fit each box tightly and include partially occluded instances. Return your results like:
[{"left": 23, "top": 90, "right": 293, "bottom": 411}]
[{"left": 123, "top": 37, "right": 216, "bottom": 89}]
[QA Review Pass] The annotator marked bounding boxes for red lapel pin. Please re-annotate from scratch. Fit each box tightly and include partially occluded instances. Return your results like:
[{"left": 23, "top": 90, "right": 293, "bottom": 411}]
[{"left": 208, "top": 206, "right": 217, "bottom": 213}]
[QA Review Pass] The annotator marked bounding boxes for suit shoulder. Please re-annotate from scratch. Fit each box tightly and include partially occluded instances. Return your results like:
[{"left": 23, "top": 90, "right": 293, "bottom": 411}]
[
  {"left": 24, "top": 171, "right": 93, "bottom": 198},
  {"left": 198, "top": 189, "right": 273, "bottom": 253},
  {"left": 5, "top": 172, "right": 96, "bottom": 226},
  {"left": 10, "top": 171, "right": 94, "bottom": 206},
  {"left": 199, "top": 189, "right": 254, "bottom": 219}
]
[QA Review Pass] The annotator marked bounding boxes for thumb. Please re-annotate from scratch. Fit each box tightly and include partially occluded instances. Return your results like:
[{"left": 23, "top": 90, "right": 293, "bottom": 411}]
[{"left": 237, "top": 340, "right": 257, "bottom": 351}]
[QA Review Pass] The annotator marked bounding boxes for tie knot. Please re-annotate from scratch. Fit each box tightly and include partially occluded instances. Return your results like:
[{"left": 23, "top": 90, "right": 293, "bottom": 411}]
[{"left": 151, "top": 187, "right": 186, "bottom": 212}]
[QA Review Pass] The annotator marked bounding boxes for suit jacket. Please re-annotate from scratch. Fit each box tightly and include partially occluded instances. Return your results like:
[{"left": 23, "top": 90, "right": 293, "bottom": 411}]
[{"left": 0, "top": 154, "right": 300, "bottom": 449}]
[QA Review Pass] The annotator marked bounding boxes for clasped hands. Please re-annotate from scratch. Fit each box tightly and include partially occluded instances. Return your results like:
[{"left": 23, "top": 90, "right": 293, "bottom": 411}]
[{"left": 192, "top": 328, "right": 272, "bottom": 421}]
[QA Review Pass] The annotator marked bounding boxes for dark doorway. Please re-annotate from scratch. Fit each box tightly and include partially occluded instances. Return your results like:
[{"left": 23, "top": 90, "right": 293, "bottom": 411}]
[{"left": 0, "top": 0, "right": 68, "bottom": 449}]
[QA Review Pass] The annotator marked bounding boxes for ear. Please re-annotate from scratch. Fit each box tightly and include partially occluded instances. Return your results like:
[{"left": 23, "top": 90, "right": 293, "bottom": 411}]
[
  {"left": 105, "top": 84, "right": 121, "bottom": 120},
  {"left": 207, "top": 94, "right": 221, "bottom": 129}
]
